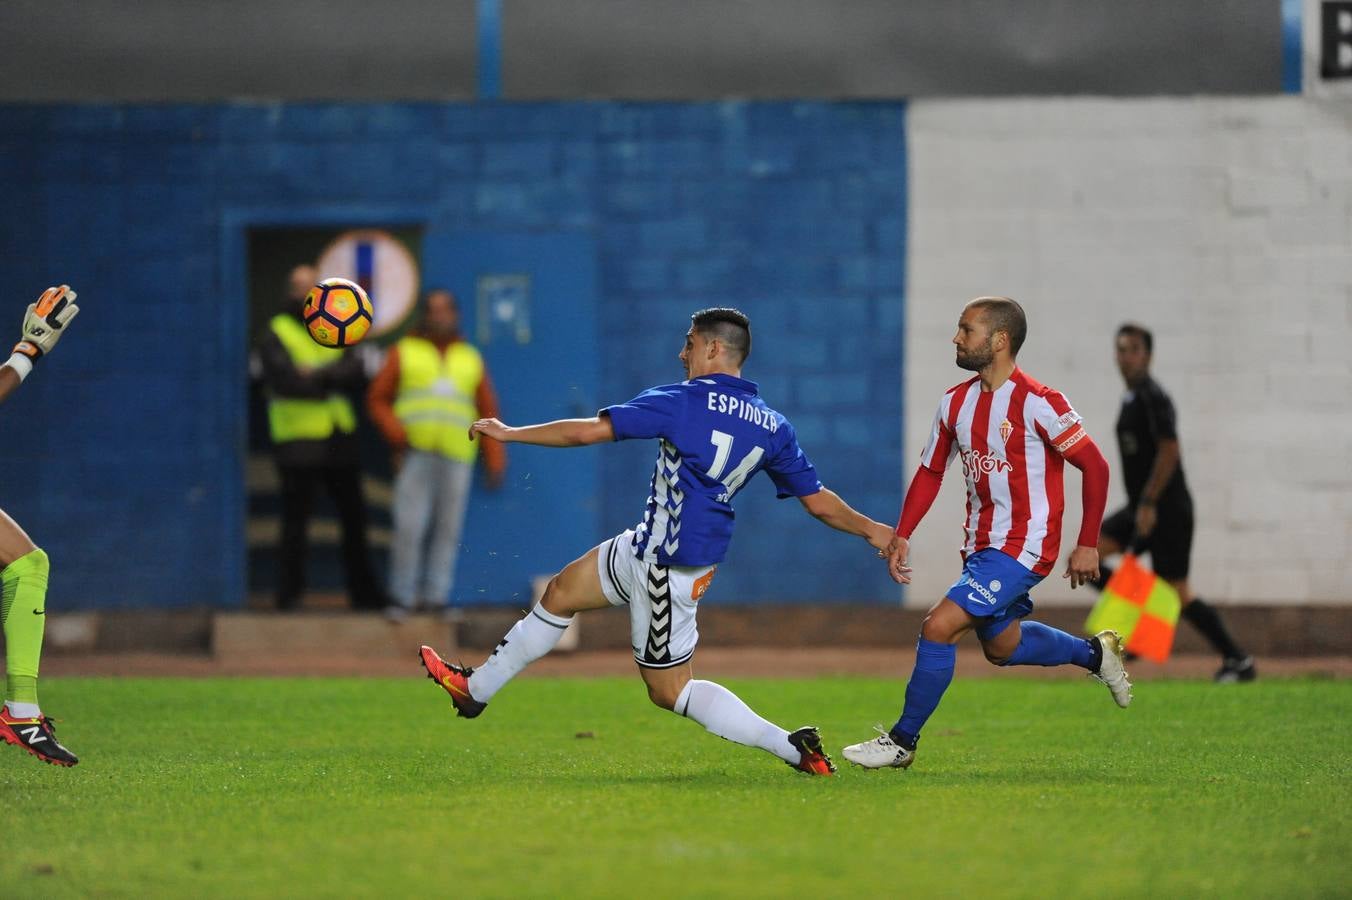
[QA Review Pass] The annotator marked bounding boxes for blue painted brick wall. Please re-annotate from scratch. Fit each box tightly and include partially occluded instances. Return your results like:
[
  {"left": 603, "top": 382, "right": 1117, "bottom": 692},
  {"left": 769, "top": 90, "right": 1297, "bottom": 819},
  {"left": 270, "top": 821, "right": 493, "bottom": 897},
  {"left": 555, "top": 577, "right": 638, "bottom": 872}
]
[{"left": 0, "top": 100, "right": 906, "bottom": 608}]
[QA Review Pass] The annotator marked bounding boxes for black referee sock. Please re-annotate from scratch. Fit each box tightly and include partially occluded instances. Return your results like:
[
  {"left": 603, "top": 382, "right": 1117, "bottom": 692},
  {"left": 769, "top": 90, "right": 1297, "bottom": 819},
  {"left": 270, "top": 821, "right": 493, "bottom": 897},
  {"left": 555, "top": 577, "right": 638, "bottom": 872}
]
[{"left": 1181, "top": 598, "right": 1245, "bottom": 660}]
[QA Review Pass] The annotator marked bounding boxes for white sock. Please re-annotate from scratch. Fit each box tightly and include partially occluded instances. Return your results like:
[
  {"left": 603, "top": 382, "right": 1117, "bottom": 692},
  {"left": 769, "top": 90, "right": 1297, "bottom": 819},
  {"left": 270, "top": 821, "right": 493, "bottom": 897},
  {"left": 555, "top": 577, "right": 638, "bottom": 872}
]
[
  {"left": 674, "top": 679, "right": 797, "bottom": 764},
  {"left": 5, "top": 700, "right": 41, "bottom": 719},
  {"left": 467, "top": 604, "right": 573, "bottom": 702}
]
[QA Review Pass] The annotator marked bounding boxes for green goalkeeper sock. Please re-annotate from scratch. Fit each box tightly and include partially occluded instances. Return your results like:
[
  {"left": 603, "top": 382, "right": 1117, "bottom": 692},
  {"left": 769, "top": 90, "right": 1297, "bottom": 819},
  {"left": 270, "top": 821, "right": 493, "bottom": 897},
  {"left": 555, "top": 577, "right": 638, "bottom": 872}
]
[{"left": 1, "top": 548, "right": 49, "bottom": 706}]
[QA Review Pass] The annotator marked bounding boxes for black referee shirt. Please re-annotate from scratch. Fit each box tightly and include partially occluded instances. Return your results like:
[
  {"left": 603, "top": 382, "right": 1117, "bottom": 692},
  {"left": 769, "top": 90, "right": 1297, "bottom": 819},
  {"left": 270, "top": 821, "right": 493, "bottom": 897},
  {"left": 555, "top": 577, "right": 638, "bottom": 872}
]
[{"left": 1115, "top": 375, "right": 1190, "bottom": 509}]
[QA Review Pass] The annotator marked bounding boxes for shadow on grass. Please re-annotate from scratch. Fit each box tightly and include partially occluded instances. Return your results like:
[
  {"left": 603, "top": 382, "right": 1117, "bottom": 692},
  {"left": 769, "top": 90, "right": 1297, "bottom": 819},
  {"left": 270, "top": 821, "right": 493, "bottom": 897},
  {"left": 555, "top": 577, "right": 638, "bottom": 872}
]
[{"left": 896, "top": 769, "right": 1139, "bottom": 788}]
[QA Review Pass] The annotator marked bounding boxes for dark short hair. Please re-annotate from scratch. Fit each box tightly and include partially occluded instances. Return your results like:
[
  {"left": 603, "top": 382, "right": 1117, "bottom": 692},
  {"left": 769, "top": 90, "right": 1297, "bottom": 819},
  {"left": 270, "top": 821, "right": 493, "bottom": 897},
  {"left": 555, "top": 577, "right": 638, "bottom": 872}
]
[
  {"left": 691, "top": 307, "right": 751, "bottom": 364},
  {"left": 969, "top": 297, "right": 1027, "bottom": 357},
  {"left": 423, "top": 287, "right": 458, "bottom": 309},
  {"left": 1116, "top": 322, "right": 1153, "bottom": 354}
]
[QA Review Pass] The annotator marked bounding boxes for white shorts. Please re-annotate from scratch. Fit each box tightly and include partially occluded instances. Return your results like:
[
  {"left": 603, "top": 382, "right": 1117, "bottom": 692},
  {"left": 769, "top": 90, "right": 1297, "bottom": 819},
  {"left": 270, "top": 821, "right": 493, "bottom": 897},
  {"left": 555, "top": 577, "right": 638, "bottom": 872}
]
[{"left": 596, "top": 530, "right": 717, "bottom": 669}]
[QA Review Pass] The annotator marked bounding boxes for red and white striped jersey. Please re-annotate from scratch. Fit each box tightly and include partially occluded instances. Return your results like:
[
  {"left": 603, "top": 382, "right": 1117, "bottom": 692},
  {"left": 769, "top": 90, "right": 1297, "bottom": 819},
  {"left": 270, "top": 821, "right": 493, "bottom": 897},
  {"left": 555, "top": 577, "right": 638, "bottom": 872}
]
[{"left": 919, "top": 368, "right": 1089, "bottom": 576}]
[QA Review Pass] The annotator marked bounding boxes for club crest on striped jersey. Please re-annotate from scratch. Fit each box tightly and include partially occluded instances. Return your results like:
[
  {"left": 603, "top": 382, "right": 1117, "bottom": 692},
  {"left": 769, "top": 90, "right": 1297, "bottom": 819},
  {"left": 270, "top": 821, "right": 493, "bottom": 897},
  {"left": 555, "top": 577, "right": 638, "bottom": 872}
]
[{"left": 999, "top": 418, "right": 1013, "bottom": 443}]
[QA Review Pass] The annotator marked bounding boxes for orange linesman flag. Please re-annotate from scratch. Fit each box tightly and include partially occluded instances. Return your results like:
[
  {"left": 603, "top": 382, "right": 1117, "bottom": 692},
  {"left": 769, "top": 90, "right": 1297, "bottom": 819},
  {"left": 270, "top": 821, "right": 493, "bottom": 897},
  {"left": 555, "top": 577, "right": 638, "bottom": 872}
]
[{"left": 1085, "top": 553, "right": 1181, "bottom": 663}]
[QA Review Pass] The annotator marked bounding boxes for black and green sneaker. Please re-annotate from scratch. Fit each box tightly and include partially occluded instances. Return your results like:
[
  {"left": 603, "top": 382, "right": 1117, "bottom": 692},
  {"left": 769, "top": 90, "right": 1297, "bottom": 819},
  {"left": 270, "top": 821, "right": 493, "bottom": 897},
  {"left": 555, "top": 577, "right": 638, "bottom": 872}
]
[{"left": 787, "top": 726, "right": 836, "bottom": 775}]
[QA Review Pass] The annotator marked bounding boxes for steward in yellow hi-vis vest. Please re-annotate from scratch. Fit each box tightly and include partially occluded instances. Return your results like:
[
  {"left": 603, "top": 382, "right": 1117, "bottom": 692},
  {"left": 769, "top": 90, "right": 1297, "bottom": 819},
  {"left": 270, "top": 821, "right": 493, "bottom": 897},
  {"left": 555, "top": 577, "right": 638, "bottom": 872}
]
[
  {"left": 391, "top": 337, "right": 484, "bottom": 462},
  {"left": 256, "top": 264, "right": 386, "bottom": 612},
  {"left": 367, "top": 289, "right": 505, "bottom": 615},
  {"left": 266, "top": 314, "right": 357, "bottom": 446}
]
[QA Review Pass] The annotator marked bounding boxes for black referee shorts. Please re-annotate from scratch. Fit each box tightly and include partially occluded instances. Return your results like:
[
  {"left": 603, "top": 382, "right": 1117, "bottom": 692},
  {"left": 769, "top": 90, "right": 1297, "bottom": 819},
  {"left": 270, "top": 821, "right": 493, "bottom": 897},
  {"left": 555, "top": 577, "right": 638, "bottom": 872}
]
[{"left": 1100, "top": 498, "right": 1194, "bottom": 580}]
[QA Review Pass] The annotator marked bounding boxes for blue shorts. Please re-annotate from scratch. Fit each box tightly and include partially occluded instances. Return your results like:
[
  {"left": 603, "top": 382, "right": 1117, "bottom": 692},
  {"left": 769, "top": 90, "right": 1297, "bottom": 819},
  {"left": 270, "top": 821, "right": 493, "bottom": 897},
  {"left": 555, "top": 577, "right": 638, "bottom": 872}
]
[{"left": 945, "top": 548, "right": 1043, "bottom": 640}]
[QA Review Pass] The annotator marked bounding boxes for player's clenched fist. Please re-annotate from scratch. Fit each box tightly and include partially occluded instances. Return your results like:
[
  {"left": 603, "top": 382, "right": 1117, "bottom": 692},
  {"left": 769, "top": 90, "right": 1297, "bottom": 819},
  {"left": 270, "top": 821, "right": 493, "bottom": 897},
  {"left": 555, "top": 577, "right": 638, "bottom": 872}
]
[
  {"left": 14, "top": 285, "right": 79, "bottom": 360},
  {"left": 468, "top": 417, "right": 512, "bottom": 443}
]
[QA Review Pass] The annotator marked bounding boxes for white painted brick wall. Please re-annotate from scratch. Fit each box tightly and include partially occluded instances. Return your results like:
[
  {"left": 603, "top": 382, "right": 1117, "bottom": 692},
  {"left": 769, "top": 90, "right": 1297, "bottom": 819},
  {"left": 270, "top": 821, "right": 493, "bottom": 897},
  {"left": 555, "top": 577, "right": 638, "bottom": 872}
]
[{"left": 905, "top": 96, "right": 1352, "bottom": 607}]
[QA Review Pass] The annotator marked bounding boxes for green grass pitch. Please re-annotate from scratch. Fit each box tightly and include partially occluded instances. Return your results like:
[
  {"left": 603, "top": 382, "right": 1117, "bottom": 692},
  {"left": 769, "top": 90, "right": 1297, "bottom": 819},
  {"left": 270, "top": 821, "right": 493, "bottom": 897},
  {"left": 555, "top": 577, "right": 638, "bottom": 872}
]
[{"left": 3, "top": 675, "right": 1348, "bottom": 897}]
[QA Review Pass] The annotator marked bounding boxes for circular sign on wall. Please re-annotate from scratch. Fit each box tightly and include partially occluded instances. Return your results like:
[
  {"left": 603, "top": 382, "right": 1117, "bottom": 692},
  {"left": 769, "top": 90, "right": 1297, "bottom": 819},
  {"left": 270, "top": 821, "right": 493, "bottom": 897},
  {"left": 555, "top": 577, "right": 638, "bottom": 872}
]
[{"left": 316, "top": 229, "right": 419, "bottom": 338}]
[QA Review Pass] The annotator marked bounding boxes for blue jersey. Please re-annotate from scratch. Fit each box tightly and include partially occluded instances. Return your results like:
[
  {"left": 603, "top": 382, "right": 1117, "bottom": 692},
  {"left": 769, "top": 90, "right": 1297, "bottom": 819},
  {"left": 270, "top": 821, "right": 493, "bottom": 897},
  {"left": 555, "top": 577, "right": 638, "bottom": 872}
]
[{"left": 603, "top": 373, "right": 822, "bottom": 567}]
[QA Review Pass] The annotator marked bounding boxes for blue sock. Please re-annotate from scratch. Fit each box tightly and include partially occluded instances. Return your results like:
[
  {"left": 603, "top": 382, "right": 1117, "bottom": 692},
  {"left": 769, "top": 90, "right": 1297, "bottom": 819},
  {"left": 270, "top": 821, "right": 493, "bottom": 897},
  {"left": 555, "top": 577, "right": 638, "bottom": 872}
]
[
  {"left": 1003, "top": 620, "right": 1094, "bottom": 669},
  {"left": 891, "top": 638, "right": 957, "bottom": 748}
]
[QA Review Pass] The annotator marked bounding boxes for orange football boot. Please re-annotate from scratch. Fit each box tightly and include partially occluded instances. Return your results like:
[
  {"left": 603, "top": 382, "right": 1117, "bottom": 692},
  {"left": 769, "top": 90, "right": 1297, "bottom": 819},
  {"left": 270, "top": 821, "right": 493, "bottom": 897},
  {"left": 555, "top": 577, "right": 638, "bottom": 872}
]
[
  {"left": 787, "top": 726, "right": 835, "bottom": 775},
  {"left": 419, "top": 645, "right": 486, "bottom": 718}
]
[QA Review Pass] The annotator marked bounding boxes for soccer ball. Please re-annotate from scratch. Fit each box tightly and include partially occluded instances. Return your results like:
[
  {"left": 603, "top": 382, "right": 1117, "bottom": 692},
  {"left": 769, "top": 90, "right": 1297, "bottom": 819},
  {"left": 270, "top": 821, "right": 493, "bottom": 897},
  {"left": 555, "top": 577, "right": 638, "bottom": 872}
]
[{"left": 303, "top": 277, "right": 374, "bottom": 348}]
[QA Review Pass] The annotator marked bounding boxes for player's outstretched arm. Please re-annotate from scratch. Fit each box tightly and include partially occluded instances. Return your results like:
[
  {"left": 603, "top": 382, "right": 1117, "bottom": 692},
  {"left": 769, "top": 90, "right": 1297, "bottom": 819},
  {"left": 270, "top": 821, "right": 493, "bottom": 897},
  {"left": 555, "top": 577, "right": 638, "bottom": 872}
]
[
  {"left": 798, "top": 488, "right": 895, "bottom": 549},
  {"left": 469, "top": 415, "right": 615, "bottom": 447},
  {"left": 800, "top": 488, "right": 912, "bottom": 583},
  {"left": 1, "top": 285, "right": 80, "bottom": 407}
]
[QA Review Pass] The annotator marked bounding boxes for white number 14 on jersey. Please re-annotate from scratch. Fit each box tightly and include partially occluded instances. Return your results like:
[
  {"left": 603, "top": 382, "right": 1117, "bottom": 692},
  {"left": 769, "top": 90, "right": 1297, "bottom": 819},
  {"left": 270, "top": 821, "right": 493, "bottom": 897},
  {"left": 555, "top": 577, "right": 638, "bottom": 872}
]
[{"left": 708, "top": 429, "right": 763, "bottom": 501}]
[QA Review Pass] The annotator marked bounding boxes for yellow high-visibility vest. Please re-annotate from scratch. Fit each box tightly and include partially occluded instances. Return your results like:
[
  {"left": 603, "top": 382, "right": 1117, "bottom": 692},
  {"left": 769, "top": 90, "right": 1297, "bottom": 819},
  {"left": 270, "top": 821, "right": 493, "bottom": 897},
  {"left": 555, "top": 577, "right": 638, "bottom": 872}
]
[
  {"left": 393, "top": 336, "right": 484, "bottom": 463},
  {"left": 266, "top": 314, "right": 357, "bottom": 444}
]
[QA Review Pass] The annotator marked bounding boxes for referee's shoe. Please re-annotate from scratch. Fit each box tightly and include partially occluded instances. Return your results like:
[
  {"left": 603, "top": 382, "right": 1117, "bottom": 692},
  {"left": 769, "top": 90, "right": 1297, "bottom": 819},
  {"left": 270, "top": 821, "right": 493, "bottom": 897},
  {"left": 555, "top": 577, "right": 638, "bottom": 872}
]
[
  {"left": 0, "top": 708, "right": 78, "bottom": 766},
  {"left": 1215, "top": 656, "right": 1257, "bottom": 683}
]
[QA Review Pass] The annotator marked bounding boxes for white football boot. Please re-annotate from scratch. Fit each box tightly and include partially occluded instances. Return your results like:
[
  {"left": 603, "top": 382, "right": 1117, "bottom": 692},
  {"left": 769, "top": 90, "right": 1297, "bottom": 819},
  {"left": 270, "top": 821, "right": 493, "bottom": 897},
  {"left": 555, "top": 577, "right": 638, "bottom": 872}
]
[
  {"left": 1091, "top": 630, "right": 1133, "bottom": 708},
  {"left": 841, "top": 726, "right": 915, "bottom": 769}
]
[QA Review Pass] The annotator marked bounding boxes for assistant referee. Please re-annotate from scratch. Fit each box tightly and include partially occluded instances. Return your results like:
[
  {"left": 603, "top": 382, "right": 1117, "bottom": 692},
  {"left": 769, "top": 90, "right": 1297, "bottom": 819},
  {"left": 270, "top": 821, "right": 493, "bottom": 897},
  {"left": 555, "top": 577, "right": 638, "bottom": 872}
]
[{"left": 1094, "top": 323, "right": 1256, "bottom": 682}]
